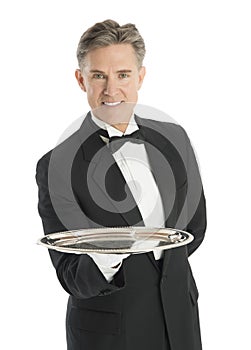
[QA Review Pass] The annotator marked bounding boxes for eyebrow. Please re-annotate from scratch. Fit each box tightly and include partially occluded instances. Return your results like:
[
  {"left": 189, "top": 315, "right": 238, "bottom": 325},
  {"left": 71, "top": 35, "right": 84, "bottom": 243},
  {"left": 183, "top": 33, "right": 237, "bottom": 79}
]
[{"left": 89, "top": 69, "right": 132, "bottom": 73}]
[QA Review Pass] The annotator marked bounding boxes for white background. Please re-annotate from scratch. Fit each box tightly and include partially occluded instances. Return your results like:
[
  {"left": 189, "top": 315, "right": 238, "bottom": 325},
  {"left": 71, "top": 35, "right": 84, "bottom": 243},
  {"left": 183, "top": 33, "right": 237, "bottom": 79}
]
[{"left": 0, "top": 0, "right": 250, "bottom": 349}]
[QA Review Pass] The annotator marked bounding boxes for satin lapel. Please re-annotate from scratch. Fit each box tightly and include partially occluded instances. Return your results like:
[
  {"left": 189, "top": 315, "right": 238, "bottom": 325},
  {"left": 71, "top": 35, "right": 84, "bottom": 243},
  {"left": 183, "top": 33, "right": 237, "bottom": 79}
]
[
  {"left": 135, "top": 116, "right": 177, "bottom": 228},
  {"left": 78, "top": 113, "right": 144, "bottom": 227},
  {"left": 90, "top": 147, "right": 144, "bottom": 226},
  {"left": 135, "top": 116, "right": 177, "bottom": 271}
]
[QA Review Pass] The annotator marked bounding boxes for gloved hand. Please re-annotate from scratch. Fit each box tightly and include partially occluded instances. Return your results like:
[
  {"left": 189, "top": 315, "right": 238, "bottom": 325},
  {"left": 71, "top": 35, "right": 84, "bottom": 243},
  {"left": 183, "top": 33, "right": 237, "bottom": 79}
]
[
  {"left": 130, "top": 237, "right": 160, "bottom": 252},
  {"left": 87, "top": 252, "right": 130, "bottom": 269}
]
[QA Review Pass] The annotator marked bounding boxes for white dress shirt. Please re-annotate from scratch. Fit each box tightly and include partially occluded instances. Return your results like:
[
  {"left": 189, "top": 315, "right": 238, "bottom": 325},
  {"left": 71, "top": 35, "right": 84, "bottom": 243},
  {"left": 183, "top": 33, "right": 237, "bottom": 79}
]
[{"left": 87, "top": 112, "right": 165, "bottom": 281}]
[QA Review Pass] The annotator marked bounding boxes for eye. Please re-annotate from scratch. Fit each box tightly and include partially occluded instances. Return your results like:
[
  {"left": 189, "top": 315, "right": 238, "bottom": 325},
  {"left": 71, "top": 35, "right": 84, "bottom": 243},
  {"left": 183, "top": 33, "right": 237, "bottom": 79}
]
[
  {"left": 93, "top": 73, "right": 105, "bottom": 79},
  {"left": 119, "top": 72, "right": 129, "bottom": 79}
]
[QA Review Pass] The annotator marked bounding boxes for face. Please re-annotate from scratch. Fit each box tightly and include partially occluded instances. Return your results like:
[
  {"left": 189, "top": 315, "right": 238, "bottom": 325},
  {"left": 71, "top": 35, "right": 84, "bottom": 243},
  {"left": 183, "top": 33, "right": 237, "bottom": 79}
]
[{"left": 75, "top": 44, "right": 146, "bottom": 129}]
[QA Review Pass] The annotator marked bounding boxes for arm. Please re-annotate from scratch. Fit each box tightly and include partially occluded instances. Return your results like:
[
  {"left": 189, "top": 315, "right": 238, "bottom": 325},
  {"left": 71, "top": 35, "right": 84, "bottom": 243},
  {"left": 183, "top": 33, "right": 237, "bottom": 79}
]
[
  {"left": 186, "top": 188, "right": 206, "bottom": 256},
  {"left": 160, "top": 121, "right": 207, "bottom": 256},
  {"left": 183, "top": 132, "right": 207, "bottom": 256},
  {"left": 36, "top": 152, "right": 126, "bottom": 298}
]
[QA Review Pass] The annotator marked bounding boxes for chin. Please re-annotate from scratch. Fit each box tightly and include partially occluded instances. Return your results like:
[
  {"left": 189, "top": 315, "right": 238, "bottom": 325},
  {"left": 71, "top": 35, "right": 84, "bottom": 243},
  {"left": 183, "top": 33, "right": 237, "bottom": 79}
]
[{"left": 93, "top": 102, "right": 135, "bottom": 126}]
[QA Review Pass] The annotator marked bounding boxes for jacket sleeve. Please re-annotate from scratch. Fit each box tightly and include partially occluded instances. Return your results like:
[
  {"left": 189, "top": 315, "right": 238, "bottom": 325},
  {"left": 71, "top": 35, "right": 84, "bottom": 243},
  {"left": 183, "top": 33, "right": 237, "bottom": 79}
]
[
  {"left": 35, "top": 152, "right": 125, "bottom": 299},
  {"left": 186, "top": 189, "right": 206, "bottom": 256},
  {"left": 162, "top": 122, "right": 207, "bottom": 256},
  {"left": 183, "top": 131, "right": 207, "bottom": 256}
]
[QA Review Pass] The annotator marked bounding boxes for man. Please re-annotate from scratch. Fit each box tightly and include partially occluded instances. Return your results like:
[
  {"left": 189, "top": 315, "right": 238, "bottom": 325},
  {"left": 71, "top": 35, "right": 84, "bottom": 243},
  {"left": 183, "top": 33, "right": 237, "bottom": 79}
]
[{"left": 36, "top": 20, "right": 206, "bottom": 350}]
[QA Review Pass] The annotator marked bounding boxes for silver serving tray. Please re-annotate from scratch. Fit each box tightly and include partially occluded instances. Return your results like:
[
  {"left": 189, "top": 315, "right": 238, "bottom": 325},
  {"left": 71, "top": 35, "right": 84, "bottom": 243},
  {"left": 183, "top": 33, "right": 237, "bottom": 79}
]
[{"left": 37, "top": 227, "right": 193, "bottom": 254}]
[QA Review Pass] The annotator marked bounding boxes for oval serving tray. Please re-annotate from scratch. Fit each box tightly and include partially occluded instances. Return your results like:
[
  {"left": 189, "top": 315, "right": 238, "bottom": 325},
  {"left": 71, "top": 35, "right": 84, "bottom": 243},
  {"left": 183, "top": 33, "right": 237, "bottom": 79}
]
[{"left": 37, "top": 227, "right": 194, "bottom": 254}]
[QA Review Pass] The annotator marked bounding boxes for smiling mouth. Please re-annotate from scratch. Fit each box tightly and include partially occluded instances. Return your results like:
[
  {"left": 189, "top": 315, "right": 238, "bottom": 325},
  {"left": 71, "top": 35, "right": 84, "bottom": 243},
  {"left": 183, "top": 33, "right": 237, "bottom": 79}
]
[{"left": 102, "top": 101, "right": 124, "bottom": 107}]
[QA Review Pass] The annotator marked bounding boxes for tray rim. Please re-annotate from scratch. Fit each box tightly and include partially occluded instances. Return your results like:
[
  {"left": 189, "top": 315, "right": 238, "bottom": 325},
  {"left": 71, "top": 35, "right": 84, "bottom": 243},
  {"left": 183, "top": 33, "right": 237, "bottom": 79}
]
[{"left": 37, "top": 226, "right": 194, "bottom": 254}]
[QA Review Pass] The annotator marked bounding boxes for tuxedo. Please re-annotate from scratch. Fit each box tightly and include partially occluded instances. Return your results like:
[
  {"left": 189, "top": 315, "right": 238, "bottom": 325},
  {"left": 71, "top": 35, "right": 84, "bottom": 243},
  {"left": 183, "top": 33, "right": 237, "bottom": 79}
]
[{"left": 36, "top": 112, "right": 206, "bottom": 350}]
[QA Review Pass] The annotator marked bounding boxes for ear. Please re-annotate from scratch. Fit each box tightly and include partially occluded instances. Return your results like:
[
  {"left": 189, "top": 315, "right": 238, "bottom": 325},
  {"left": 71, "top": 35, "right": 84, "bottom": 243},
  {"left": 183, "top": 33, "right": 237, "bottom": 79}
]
[
  {"left": 75, "top": 69, "right": 86, "bottom": 92},
  {"left": 137, "top": 66, "right": 146, "bottom": 90}
]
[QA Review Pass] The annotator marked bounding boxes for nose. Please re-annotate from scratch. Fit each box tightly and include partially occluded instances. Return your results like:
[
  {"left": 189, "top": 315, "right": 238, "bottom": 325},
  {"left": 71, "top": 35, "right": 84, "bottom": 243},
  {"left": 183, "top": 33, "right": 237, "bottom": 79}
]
[{"left": 103, "top": 76, "right": 118, "bottom": 96}]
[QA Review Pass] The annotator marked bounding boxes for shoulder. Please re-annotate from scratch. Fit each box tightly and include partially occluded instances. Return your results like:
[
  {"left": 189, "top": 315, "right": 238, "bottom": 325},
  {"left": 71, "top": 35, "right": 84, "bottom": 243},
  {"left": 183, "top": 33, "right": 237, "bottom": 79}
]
[
  {"left": 36, "top": 149, "right": 52, "bottom": 175},
  {"left": 36, "top": 113, "right": 91, "bottom": 173},
  {"left": 136, "top": 115, "right": 191, "bottom": 145},
  {"left": 36, "top": 126, "right": 83, "bottom": 174}
]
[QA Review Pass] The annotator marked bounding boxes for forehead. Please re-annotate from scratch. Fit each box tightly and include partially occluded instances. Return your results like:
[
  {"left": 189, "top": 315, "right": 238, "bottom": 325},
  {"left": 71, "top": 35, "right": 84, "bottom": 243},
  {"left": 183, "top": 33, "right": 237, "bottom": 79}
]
[{"left": 83, "top": 44, "right": 138, "bottom": 71}]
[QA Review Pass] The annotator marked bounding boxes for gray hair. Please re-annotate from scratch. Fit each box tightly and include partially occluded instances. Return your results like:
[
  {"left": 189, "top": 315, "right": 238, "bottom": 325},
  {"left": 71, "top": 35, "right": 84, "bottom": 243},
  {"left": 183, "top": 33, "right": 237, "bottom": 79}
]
[{"left": 77, "top": 19, "right": 146, "bottom": 70}]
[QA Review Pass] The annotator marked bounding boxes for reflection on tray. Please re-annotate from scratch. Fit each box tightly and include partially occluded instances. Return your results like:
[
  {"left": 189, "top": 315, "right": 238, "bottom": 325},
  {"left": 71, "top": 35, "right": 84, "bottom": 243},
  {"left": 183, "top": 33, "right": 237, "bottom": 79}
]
[{"left": 60, "top": 240, "right": 134, "bottom": 250}]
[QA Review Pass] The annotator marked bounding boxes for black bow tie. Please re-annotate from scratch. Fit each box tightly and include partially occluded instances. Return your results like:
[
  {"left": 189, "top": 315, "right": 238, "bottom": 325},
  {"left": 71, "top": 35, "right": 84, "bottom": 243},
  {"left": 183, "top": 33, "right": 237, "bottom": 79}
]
[{"left": 99, "top": 128, "right": 146, "bottom": 153}]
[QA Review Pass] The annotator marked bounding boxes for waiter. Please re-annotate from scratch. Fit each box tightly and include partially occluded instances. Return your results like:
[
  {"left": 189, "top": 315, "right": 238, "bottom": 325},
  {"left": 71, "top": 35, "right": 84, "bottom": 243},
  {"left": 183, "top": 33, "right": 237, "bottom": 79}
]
[{"left": 36, "top": 19, "right": 207, "bottom": 350}]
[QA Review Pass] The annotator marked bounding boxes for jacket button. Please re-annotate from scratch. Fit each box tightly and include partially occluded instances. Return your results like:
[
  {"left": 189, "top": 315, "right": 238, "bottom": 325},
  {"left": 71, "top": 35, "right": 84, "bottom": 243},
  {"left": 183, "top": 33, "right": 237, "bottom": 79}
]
[{"left": 161, "top": 276, "right": 167, "bottom": 284}]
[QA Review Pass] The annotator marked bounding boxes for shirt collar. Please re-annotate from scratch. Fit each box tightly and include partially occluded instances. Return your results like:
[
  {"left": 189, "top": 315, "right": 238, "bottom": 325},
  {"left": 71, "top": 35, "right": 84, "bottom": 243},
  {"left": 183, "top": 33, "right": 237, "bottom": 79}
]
[{"left": 90, "top": 111, "right": 139, "bottom": 141}]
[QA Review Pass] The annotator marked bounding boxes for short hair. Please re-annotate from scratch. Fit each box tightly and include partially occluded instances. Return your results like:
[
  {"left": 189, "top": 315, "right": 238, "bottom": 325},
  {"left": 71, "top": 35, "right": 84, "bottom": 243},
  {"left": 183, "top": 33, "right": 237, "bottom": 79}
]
[{"left": 77, "top": 19, "right": 146, "bottom": 70}]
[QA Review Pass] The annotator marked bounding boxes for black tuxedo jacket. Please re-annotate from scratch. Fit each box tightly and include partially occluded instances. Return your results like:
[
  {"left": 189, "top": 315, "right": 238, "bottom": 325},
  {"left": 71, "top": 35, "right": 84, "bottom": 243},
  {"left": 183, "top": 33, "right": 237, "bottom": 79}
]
[{"left": 36, "top": 113, "right": 206, "bottom": 350}]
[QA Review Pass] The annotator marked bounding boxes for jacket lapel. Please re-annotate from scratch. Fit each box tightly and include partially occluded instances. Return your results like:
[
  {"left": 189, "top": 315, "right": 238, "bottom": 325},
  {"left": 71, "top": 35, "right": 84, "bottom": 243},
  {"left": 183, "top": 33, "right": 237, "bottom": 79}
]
[
  {"left": 135, "top": 115, "right": 177, "bottom": 228},
  {"left": 78, "top": 113, "right": 144, "bottom": 227},
  {"left": 135, "top": 116, "right": 185, "bottom": 272}
]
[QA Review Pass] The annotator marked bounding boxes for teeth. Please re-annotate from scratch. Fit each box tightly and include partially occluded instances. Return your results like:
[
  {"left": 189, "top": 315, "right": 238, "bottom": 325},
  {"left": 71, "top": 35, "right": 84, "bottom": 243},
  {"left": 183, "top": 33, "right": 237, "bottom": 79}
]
[{"left": 103, "top": 102, "right": 121, "bottom": 106}]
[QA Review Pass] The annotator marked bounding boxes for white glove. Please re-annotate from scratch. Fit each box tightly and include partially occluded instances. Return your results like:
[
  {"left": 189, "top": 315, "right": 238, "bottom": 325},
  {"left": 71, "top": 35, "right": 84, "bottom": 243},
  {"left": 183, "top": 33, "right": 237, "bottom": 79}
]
[
  {"left": 87, "top": 253, "right": 130, "bottom": 282},
  {"left": 130, "top": 238, "right": 160, "bottom": 252},
  {"left": 87, "top": 252, "right": 130, "bottom": 268},
  {"left": 130, "top": 238, "right": 163, "bottom": 260}
]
